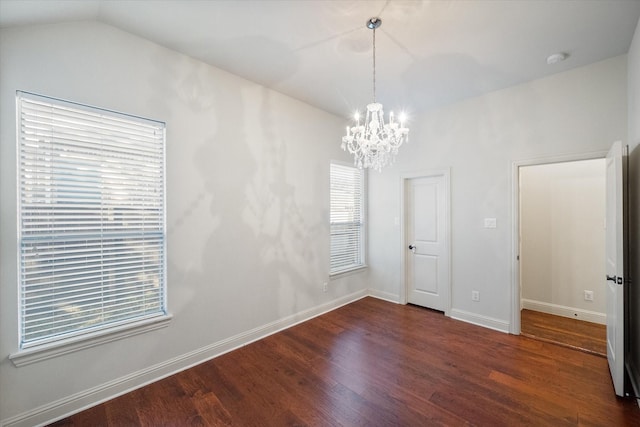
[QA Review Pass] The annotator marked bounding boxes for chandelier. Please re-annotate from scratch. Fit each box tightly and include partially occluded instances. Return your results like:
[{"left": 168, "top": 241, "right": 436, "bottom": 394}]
[{"left": 341, "top": 17, "right": 409, "bottom": 172}]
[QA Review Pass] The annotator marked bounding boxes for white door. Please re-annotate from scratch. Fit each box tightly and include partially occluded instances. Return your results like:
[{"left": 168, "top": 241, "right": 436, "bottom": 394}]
[
  {"left": 406, "top": 174, "right": 449, "bottom": 312},
  {"left": 605, "top": 141, "right": 626, "bottom": 397}
]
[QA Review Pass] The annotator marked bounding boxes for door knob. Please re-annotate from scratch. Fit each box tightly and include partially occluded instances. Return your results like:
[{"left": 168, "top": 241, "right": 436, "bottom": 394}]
[
  {"left": 408, "top": 245, "right": 415, "bottom": 250},
  {"left": 607, "top": 275, "right": 624, "bottom": 285}
]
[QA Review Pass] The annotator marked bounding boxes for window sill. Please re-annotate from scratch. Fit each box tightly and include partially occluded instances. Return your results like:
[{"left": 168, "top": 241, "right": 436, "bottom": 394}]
[
  {"left": 9, "top": 314, "right": 173, "bottom": 367},
  {"left": 330, "top": 265, "right": 368, "bottom": 280}
]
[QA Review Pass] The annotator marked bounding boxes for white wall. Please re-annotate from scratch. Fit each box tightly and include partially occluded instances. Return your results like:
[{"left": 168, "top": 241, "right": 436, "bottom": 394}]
[
  {"left": 627, "top": 16, "right": 640, "bottom": 396},
  {"left": 0, "top": 21, "right": 368, "bottom": 426},
  {"left": 367, "top": 55, "right": 627, "bottom": 331},
  {"left": 520, "top": 160, "right": 606, "bottom": 323}
]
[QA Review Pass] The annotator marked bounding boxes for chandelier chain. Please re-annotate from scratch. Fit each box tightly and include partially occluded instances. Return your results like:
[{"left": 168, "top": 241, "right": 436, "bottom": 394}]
[{"left": 372, "top": 25, "right": 376, "bottom": 103}]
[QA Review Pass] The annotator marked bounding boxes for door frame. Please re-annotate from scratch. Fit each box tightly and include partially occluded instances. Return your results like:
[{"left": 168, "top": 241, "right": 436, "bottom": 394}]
[
  {"left": 400, "top": 169, "right": 451, "bottom": 316},
  {"left": 510, "top": 151, "right": 607, "bottom": 334}
]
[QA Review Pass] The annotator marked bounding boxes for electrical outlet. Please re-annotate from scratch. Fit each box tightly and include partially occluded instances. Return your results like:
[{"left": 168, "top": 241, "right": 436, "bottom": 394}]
[
  {"left": 323, "top": 282, "right": 328, "bottom": 292},
  {"left": 584, "top": 290, "right": 594, "bottom": 301},
  {"left": 472, "top": 290, "right": 480, "bottom": 302}
]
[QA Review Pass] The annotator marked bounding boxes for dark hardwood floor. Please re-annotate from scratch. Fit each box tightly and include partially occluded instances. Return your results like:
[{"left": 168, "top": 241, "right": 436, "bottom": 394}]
[
  {"left": 50, "top": 297, "right": 640, "bottom": 426},
  {"left": 521, "top": 309, "right": 607, "bottom": 357}
]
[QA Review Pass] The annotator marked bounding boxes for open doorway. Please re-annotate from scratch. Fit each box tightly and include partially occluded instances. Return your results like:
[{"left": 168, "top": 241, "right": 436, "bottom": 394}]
[{"left": 518, "top": 158, "right": 607, "bottom": 356}]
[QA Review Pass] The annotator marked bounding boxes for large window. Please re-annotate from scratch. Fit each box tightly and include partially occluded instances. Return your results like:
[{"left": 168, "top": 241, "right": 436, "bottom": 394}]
[
  {"left": 330, "top": 162, "right": 365, "bottom": 275},
  {"left": 17, "top": 91, "right": 167, "bottom": 349}
]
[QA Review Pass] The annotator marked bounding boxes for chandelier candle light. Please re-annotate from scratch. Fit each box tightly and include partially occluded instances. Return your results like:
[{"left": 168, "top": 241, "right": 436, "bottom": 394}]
[{"left": 341, "top": 17, "right": 409, "bottom": 172}]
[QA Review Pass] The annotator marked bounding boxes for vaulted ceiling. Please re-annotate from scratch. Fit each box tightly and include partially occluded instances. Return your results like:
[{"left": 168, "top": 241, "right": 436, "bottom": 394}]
[{"left": 1, "top": 0, "right": 639, "bottom": 117}]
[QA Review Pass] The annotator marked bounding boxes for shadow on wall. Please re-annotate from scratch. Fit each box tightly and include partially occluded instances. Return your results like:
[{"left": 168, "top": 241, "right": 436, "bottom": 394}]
[{"left": 155, "top": 49, "right": 323, "bottom": 343}]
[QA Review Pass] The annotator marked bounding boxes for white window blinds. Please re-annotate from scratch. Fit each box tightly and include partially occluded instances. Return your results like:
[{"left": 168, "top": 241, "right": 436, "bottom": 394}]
[
  {"left": 17, "top": 91, "right": 166, "bottom": 348},
  {"left": 330, "top": 163, "right": 364, "bottom": 274}
]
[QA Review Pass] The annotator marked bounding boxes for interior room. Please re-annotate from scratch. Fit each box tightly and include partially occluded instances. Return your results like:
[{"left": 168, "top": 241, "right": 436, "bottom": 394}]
[
  {"left": 1, "top": 1, "right": 640, "bottom": 426},
  {"left": 519, "top": 159, "right": 607, "bottom": 355}
]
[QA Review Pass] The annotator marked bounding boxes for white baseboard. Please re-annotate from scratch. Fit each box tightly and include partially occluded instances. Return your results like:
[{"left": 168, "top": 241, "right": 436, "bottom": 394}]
[
  {"left": 450, "top": 309, "right": 510, "bottom": 334},
  {"left": 1, "top": 290, "right": 368, "bottom": 427},
  {"left": 521, "top": 299, "right": 606, "bottom": 325},
  {"left": 367, "top": 289, "right": 400, "bottom": 304}
]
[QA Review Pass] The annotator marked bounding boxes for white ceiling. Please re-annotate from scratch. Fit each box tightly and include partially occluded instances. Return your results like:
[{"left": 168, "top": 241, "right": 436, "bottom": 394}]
[{"left": 1, "top": 0, "right": 639, "bottom": 118}]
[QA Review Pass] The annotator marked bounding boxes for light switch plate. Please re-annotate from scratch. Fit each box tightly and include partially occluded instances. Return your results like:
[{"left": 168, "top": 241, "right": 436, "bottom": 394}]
[{"left": 484, "top": 218, "right": 497, "bottom": 228}]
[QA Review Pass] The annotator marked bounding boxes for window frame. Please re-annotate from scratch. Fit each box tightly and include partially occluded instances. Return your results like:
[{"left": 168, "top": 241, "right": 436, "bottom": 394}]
[
  {"left": 329, "top": 161, "right": 367, "bottom": 277},
  {"left": 11, "top": 91, "right": 171, "bottom": 366}
]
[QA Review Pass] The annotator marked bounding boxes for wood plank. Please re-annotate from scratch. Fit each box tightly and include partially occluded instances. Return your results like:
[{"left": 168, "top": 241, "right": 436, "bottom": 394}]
[
  {"left": 49, "top": 298, "right": 640, "bottom": 426},
  {"left": 521, "top": 309, "right": 607, "bottom": 357}
]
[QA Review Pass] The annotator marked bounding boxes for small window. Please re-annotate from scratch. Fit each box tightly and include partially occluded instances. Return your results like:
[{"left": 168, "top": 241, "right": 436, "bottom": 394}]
[
  {"left": 17, "top": 91, "right": 167, "bottom": 349},
  {"left": 330, "top": 162, "right": 365, "bottom": 275}
]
